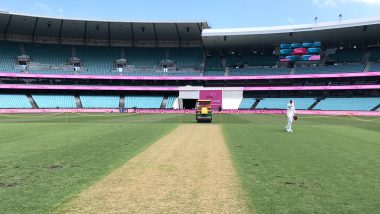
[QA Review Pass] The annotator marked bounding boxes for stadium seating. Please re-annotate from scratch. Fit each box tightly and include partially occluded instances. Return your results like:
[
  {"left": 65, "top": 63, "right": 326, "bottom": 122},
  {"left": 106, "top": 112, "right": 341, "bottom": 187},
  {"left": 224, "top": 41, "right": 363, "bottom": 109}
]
[
  {"left": 80, "top": 95, "right": 120, "bottom": 108},
  {"left": 243, "top": 54, "right": 278, "bottom": 66},
  {"left": 168, "top": 48, "right": 203, "bottom": 67},
  {"left": 255, "top": 98, "right": 316, "bottom": 110},
  {"left": 369, "top": 49, "right": 380, "bottom": 62},
  {"left": 226, "top": 53, "right": 278, "bottom": 67},
  {"left": 76, "top": 46, "right": 120, "bottom": 72},
  {"left": 28, "top": 70, "right": 75, "bottom": 75},
  {"left": 225, "top": 54, "right": 243, "bottom": 67},
  {"left": 0, "top": 41, "right": 377, "bottom": 78},
  {"left": 165, "top": 96, "right": 177, "bottom": 109},
  {"left": 165, "top": 71, "right": 201, "bottom": 76},
  {"left": 205, "top": 55, "right": 223, "bottom": 67},
  {"left": 230, "top": 67, "right": 291, "bottom": 76},
  {"left": 125, "top": 95, "right": 164, "bottom": 108},
  {"left": 32, "top": 95, "right": 76, "bottom": 108},
  {"left": 123, "top": 71, "right": 158, "bottom": 76},
  {"left": 24, "top": 43, "right": 71, "bottom": 66},
  {"left": 239, "top": 98, "right": 256, "bottom": 109},
  {"left": 335, "top": 49, "right": 364, "bottom": 63},
  {"left": 123, "top": 70, "right": 200, "bottom": 76},
  {"left": 368, "top": 63, "right": 380, "bottom": 72},
  {"left": 204, "top": 70, "right": 225, "bottom": 76},
  {"left": 280, "top": 49, "right": 292, "bottom": 56},
  {"left": 295, "top": 64, "right": 365, "bottom": 74},
  {"left": 0, "top": 94, "right": 32, "bottom": 108},
  {"left": 279, "top": 42, "right": 321, "bottom": 62},
  {"left": 204, "top": 65, "right": 224, "bottom": 76},
  {"left": 0, "top": 42, "right": 22, "bottom": 73},
  {"left": 314, "top": 98, "right": 380, "bottom": 111},
  {"left": 124, "top": 48, "right": 166, "bottom": 68},
  {"left": 285, "top": 55, "right": 301, "bottom": 62}
]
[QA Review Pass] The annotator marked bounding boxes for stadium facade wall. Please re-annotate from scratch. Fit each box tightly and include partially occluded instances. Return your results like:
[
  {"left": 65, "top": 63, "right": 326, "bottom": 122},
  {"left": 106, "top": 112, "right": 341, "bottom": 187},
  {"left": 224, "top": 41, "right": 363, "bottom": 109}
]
[{"left": 222, "top": 91, "right": 243, "bottom": 109}]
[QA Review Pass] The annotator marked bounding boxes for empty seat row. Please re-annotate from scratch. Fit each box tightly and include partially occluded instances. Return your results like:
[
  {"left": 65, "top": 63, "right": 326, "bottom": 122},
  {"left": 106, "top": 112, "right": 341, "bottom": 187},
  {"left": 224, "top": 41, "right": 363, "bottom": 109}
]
[
  {"left": 80, "top": 95, "right": 120, "bottom": 108},
  {"left": 230, "top": 67, "right": 291, "bottom": 76},
  {"left": 204, "top": 70, "right": 225, "bottom": 76},
  {"left": 255, "top": 98, "right": 316, "bottom": 110},
  {"left": 0, "top": 94, "right": 182, "bottom": 109},
  {"left": 327, "top": 50, "right": 365, "bottom": 63},
  {"left": 165, "top": 96, "right": 177, "bottom": 109},
  {"left": 225, "top": 54, "right": 278, "bottom": 67},
  {"left": 368, "top": 63, "right": 380, "bottom": 72},
  {"left": 124, "top": 95, "right": 164, "bottom": 108},
  {"left": 32, "top": 95, "right": 76, "bottom": 108},
  {"left": 239, "top": 97, "right": 380, "bottom": 111},
  {"left": 239, "top": 98, "right": 256, "bottom": 109},
  {"left": 295, "top": 64, "right": 365, "bottom": 74},
  {"left": 0, "top": 94, "right": 32, "bottom": 108},
  {"left": 315, "top": 98, "right": 380, "bottom": 111}
]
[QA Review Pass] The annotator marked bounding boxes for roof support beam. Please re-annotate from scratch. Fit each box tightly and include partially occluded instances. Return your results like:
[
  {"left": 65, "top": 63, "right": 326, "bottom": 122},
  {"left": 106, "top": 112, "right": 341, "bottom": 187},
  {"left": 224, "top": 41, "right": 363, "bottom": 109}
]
[
  {"left": 83, "top": 21, "right": 87, "bottom": 46},
  {"left": 130, "top": 22, "right": 135, "bottom": 47},
  {"left": 197, "top": 23, "right": 202, "bottom": 34},
  {"left": 153, "top": 23, "right": 158, "bottom": 47},
  {"left": 58, "top": 19, "right": 63, "bottom": 45},
  {"left": 108, "top": 22, "right": 111, "bottom": 47},
  {"left": 32, "top": 17, "right": 39, "bottom": 43},
  {"left": 197, "top": 23, "right": 204, "bottom": 48},
  {"left": 4, "top": 15, "right": 12, "bottom": 41},
  {"left": 174, "top": 23, "right": 182, "bottom": 47}
]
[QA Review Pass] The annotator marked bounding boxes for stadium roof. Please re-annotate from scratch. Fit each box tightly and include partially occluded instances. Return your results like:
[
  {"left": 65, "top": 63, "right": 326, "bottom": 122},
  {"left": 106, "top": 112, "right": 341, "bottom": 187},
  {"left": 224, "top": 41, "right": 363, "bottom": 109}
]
[
  {"left": 202, "top": 17, "right": 380, "bottom": 48},
  {"left": 2, "top": 12, "right": 380, "bottom": 49},
  {"left": 0, "top": 12, "right": 208, "bottom": 46}
]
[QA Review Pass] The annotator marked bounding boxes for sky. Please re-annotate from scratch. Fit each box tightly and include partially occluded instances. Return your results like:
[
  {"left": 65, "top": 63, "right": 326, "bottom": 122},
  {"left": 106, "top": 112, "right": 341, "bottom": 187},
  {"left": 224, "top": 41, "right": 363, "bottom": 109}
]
[{"left": 0, "top": 0, "right": 380, "bottom": 28}]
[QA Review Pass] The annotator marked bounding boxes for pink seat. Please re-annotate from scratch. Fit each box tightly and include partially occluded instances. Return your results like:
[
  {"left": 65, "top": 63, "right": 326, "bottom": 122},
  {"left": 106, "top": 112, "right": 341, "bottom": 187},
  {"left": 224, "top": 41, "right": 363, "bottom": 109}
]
[
  {"left": 308, "top": 55, "right": 321, "bottom": 61},
  {"left": 292, "top": 48, "right": 307, "bottom": 56}
]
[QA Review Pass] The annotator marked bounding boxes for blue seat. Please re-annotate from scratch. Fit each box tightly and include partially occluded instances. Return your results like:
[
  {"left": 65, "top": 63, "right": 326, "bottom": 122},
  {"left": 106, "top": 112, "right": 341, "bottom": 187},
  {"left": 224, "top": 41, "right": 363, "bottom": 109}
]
[
  {"left": 285, "top": 55, "right": 300, "bottom": 61},
  {"left": 280, "top": 49, "right": 293, "bottom": 56},
  {"left": 307, "top": 48, "right": 321, "bottom": 55},
  {"left": 301, "top": 55, "right": 312, "bottom": 61},
  {"left": 280, "top": 44, "right": 291, "bottom": 49},
  {"left": 291, "top": 43, "right": 302, "bottom": 48},
  {"left": 302, "top": 43, "right": 314, "bottom": 48}
]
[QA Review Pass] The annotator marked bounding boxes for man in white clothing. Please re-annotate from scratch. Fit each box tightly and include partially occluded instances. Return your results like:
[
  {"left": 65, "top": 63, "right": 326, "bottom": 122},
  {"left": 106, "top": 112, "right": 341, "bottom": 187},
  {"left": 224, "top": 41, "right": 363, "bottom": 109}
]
[{"left": 285, "top": 100, "right": 296, "bottom": 132}]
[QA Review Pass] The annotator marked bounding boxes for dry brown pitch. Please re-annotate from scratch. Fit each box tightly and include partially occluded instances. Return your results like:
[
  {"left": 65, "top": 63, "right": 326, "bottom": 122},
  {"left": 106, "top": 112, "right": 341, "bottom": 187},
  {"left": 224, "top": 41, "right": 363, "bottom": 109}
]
[{"left": 57, "top": 124, "right": 250, "bottom": 213}]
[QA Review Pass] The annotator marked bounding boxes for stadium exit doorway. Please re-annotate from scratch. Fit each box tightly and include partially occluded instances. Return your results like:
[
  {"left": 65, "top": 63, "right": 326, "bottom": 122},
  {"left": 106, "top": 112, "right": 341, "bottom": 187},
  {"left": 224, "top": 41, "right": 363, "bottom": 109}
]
[{"left": 179, "top": 99, "right": 197, "bottom": 109}]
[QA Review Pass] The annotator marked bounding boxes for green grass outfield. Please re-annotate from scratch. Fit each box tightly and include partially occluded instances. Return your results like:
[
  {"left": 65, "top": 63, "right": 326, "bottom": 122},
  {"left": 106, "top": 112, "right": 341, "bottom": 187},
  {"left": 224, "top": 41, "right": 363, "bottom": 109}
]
[{"left": 0, "top": 113, "right": 379, "bottom": 213}]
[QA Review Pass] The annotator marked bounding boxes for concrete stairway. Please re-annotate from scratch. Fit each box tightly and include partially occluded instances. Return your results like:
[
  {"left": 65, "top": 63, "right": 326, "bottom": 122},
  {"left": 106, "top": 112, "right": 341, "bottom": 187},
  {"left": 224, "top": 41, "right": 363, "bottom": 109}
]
[
  {"left": 119, "top": 95, "right": 125, "bottom": 109},
  {"left": 26, "top": 94, "right": 38, "bottom": 109},
  {"left": 161, "top": 96, "right": 169, "bottom": 108},
  {"left": 74, "top": 95, "right": 83, "bottom": 108}
]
